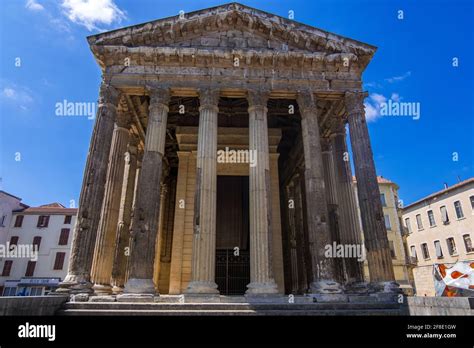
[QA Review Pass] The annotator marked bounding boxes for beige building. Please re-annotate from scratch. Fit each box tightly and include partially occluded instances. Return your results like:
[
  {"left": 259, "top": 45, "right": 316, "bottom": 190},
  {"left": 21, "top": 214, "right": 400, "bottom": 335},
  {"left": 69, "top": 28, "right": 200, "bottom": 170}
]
[
  {"left": 354, "top": 176, "right": 414, "bottom": 294},
  {"left": 0, "top": 203, "right": 77, "bottom": 296},
  {"left": 0, "top": 191, "right": 28, "bottom": 246},
  {"left": 403, "top": 178, "right": 474, "bottom": 296}
]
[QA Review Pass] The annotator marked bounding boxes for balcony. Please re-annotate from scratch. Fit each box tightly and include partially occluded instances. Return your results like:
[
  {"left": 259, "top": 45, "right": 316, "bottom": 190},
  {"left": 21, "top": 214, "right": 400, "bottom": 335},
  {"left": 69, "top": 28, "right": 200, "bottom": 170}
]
[{"left": 406, "top": 256, "right": 418, "bottom": 266}]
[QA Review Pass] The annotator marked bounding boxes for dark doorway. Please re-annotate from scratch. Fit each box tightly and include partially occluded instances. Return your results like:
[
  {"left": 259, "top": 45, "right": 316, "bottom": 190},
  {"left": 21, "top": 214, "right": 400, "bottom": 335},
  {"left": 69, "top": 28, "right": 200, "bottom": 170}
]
[{"left": 215, "top": 176, "right": 250, "bottom": 295}]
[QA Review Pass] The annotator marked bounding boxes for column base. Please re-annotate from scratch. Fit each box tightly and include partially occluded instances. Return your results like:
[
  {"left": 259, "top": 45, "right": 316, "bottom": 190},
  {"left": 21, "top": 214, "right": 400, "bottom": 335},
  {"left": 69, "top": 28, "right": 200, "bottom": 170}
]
[
  {"left": 368, "top": 281, "right": 402, "bottom": 303},
  {"left": 185, "top": 281, "right": 219, "bottom": 295},
  {"left": 92, "top": 283, "right": 113, "bottom": 295},
  {"left": 345, "top": 281, "right": 370, "bottom": 295},
  {"left": 54, "top": 274, "right": 93, "bottom": 295},
  {"left": 111, "top": 285, "right": 124, "bottom": 294},
  {"left": 368, "top": 281, "right": 401, "bottom": 293},
  {"left": 245, "top": 281, "right": 279, "bottom": 295},
  {"left": 309, "top": 280, "right": 343, "bottom": 294},
  {"left": 123, "top": 278, "right": 157, "bottom": 295}
]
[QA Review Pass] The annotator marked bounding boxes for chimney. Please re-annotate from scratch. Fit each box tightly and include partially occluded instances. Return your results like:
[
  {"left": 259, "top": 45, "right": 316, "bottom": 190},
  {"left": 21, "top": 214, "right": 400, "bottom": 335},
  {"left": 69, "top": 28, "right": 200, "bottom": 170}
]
[{"left": 443, "top": 183, "right": 449, "bottom": 189}]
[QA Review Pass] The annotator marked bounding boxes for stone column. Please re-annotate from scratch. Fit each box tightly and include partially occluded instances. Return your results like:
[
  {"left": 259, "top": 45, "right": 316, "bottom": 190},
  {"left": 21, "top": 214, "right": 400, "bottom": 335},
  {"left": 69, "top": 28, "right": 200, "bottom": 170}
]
[
  {"left": 110, "top": 136, "right": 139, "bottom": 293},
  {"left": 331, "top": 128, "right": 365, "bottom": 285},
  {"left": 91, "top": 111, "right": 131, "bottom": 294},
  {"left": 246, "top": 89, "right": 278, "bottom": 296},
  {"left": 345, "top": 92, "right": 395, "bottom": 285},
  {"left": 269, "top": 153, "right": 284, "bottom": 293},
  {"left": 186, "top": 88, "right": 220, "bottom": 295},
  {"left": 296, "top": 91, "right": 341, "bottom": 294},
  {"left": 122, "top": 87, "right": 170, "bottom": 297},
  {"left": 124, "top": 152, "right": 142, "bottom": 283},
  {"left": 169, "top": 152, "right": 190, "bottom": 294},
  {"left": 321, "top": 139, "right": 345, "bottom": 284},
  {"left": 153, "top": 182, "right": 168, "bottom": 289},
  {"left": 56, "top": 82, "right": 121, "bottom": 294}
]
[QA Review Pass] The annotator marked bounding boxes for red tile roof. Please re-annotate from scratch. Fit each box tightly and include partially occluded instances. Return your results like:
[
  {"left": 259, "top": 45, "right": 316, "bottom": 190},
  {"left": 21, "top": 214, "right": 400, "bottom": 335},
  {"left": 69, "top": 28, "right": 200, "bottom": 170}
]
[{"left": 18, "top": 202, "right": 77, "bottom": 215}]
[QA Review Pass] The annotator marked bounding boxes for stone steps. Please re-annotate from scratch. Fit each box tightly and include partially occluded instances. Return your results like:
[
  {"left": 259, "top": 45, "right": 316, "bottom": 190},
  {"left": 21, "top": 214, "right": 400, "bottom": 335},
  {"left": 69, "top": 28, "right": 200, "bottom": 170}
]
[
  {"left": 58, "top": 308, "right": 400, "bottom": 316},
  {"left": 58, "top": 302, "right": 401, "bottom": 316}
]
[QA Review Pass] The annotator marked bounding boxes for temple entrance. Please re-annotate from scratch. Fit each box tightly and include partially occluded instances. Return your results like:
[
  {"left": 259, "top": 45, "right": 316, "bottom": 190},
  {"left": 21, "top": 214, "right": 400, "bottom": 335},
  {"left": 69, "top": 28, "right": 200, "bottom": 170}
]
[{"left": 215, "top": 175, "right": 250, "bottom": 295}]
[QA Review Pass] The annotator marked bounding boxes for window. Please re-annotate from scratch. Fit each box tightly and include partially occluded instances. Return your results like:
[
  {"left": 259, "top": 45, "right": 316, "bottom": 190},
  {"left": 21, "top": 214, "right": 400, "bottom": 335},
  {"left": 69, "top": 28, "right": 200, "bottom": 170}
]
[
  {"left": 454, "top": 201, "right": 464, "bottom": 219},
  {"left": 9, "top": 236, "right": 19, "bottom": 247},
  {"left": 410, "top": 246, "right": 417, "bottom": 260},
  {"left": 405, "top": 218, "right": 412, "bottom": 233},
  {"left": 37, "top": 215, "right": 50, "bottom": 228},
  {"left": 416, "top": 214, "right": 423, "bottom": 230},
  {"left": 440, "top": 206, "right": 449, "bottom": 224},
  {"left": 446, "top": 238, "right": 457, "bottom": 256},
  {"left": 427, "top": 210, "right": 436, "bottom": 227},
  {"left": 470, "top": 196, "right": 474, "bottom": 210},
  {"left": 3, "top": 287, "right": 16, "bottom": 296},
  {"left": 434, "top": 241, "right": 443, "bottom": 259},
  {"left": 2, "top": 261, "right": 13, "bottom": 276},
  {"left": 14, "top": 215, "right": 24, "bottom": 228},
  {"left": 58, "top": 229, "right": 70, "bottom": 245},
  {"left": 421, "top": 243, "right": 430, "bottom": 259},
  {"left": 0, "top": 215, "right": 6, "bottom": 227},
  {"left": 380, "top": 193, "right": 387, "bottom": 207},
  {"left": 384, "top": 215, "right": 391, "bottom": 230},
  {"left": 25, "top": 261, "right": 36, "bottom": 277},
  {"left": 389, "top": 241, "right": 396, "bottom": 258},
  {"left": 64, "top": 215, "right": 72, "bottom": 224},
  {"left": 32, "top": 236, "right": 42, "bottom": 251},
  {"left": 463, "top": 234, "right": 473, "bottom": 253},
  {"left": 53, "top": 252, "right": 66, "bottom": 270},
  {"left": 29, "top": 287, "right": 43, "bottom": 296}
]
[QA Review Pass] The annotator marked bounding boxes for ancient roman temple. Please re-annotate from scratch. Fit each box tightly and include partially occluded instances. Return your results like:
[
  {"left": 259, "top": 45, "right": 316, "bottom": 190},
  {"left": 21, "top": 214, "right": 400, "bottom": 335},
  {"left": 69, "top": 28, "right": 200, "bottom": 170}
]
[{"left": 57, "top": 3, "right": 397, "bottom": 301}]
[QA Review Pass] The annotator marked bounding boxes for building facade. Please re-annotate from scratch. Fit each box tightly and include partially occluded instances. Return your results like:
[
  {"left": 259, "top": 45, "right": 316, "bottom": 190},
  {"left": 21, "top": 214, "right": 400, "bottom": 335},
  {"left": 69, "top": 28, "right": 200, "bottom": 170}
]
[
  {"left": 0, "top": 191, "right": 28, "bottom": 246},
  {"left": 403, "top": 178, "right": 474, "bottom": 296},
  {"left": 0, "top": 203, "right": 76, "bottom": 296},
  {"left": 58, "top": 3, "right": 398, "bottom": 299},
  {"left": 354, "top": 177, "right": 413, "bottom": 294}
]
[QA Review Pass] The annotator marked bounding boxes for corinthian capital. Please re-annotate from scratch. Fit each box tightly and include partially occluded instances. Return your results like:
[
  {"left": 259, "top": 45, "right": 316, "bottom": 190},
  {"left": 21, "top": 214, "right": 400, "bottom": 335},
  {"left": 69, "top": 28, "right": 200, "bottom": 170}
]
[
  {"left": 147, "top": 87, "right": 170, "bottom": 112},
  {"left": 247, "top": 88, "right": 269, "bottom": 108},
  {"left": 116, "top": 111, "right": 132, "bottom": 128},
  {"left": 198, "top": 88, "right": 220, "bottom": 111},
  {"left": 296, "top": 91, "right": 317, "bottom": 117},
  {"left": 344, "top": 92, "right": 365, "bottom": 114}
]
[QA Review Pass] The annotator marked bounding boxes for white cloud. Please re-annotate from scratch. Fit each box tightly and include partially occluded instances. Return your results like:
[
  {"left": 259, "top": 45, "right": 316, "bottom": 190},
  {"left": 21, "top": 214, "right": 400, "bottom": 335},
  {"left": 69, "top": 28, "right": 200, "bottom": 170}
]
[
  {"left": 364, "top": 93, "right": 401, "bottom": 122},
  {"left": 50, "top": 17, "right": 72, "bottom": 33},
  {"left": 3, "top": 88, "right": 16, "bottom": 99},
  {"left": 385, "top": 71, "right": 411, "bottom": 84},
  {"left": 391, "top": 93, "right": 400, "bottom": 102},
  {"left": 364, "top": 93, "right": 386, "bottom": 122},
  {"left": 26, "top": 0, "right": 44, "bottom": 11},
  {"left": 61, "top": 0, "right": 126, "bottom": 31},
  {"left": 370, "top": 93, "right": 387, "bottom": 105},
  {"left": 364, "top": 102, "right": 379, "bottom": 122},
  {"left": 1, "top": 85, "right": 34, "bottom": 110}
]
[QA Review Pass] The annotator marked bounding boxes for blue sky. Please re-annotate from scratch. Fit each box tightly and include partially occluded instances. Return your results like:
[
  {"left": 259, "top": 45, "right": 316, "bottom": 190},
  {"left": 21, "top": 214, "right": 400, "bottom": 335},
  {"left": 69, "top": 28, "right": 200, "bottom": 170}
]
[{"left": 0, "top": 0, "right": 473, "bottom": 208}]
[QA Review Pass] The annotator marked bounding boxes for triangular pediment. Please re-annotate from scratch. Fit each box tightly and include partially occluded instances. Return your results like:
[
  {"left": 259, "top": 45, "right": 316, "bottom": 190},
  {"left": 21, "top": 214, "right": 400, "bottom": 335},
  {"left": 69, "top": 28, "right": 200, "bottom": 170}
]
[{"left": 88, "top": 3, "right": 376, "bottom": 58}]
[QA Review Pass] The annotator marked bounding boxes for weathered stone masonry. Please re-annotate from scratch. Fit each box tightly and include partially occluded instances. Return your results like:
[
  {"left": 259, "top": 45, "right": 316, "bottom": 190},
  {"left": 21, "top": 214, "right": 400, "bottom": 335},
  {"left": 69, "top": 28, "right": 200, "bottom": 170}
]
[{"left": 58, "top": 3, "right": 397, "bottom": 299}]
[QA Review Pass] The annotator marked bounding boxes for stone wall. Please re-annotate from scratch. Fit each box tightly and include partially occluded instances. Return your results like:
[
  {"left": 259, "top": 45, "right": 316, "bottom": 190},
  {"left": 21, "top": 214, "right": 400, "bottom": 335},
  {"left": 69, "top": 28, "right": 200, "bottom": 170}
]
[
  {"left": 407, "top": 296, "right": 474, "bottom": 315},
  {"left": 413, "top": 265, "right": 436, "bottom": 296},
  {"left": 0, "top": 296, "right": 68, "bottom": 316}
]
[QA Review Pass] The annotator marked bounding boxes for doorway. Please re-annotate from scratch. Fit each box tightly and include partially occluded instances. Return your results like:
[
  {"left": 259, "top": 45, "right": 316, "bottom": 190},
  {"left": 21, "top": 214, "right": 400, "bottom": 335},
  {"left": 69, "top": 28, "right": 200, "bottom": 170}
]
[{"left": 215, "top": 176, "right": 250, "bottom": 295}]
